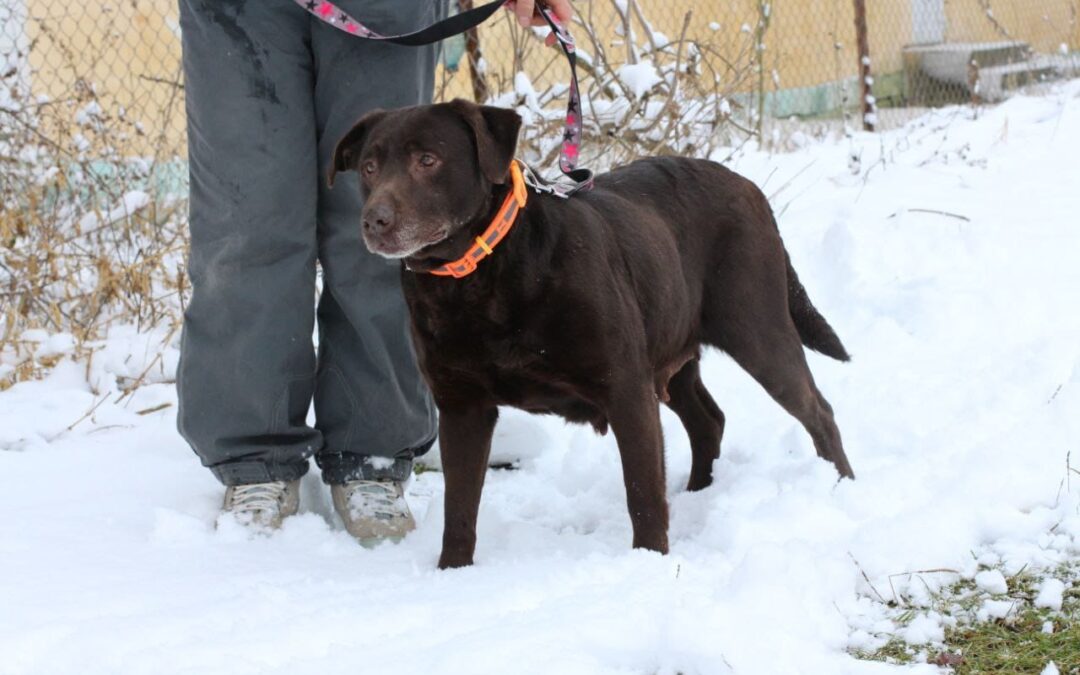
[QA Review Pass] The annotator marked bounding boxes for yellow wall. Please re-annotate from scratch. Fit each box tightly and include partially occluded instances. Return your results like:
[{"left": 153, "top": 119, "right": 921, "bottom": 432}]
[
  {"left": 26, "top": 2, "right": 184, "bottom": 156},
  {"left": 868, "top": 2, "right": 914, "bottom": 74},
  {"left": 438, "top": 0, "right": 866, "bottom": 99}
]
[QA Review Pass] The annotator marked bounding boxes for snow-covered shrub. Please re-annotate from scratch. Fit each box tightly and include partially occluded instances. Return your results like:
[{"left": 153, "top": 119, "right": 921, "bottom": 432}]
[
  {"left": 0, "top": 43, "right": 187, "bottom": 390},
  {"left": 482, "top": 0, "right": 760, "bottom": 173}
]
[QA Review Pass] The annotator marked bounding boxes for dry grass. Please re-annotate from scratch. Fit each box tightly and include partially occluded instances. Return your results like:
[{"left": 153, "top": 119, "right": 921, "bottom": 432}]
[{"left": 0, "top": 37, "right": 188, "bottom": 391}]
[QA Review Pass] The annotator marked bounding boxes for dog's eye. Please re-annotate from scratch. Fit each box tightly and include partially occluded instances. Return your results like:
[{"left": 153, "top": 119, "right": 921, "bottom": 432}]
[
  {"left": 362, "top": 160, "right": 377, "bottom": 175},
  {"left": 418, "top": 153, "right": 438, "bottom": 168}
]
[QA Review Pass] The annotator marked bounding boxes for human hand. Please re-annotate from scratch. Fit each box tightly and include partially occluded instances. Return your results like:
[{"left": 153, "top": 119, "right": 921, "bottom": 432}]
[{"left": 504, "top": 0, "right": 574, "bottom": 47}]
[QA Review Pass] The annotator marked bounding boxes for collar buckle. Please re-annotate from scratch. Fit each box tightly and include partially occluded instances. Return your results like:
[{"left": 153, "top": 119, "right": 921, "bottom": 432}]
[{"left": 429, "top": 160, "right": 527, "bottom": 279}]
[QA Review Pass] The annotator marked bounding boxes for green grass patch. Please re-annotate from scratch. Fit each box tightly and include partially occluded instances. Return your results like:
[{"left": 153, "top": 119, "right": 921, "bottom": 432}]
[
  {"left": 853, "top": 563, "right": 1080, "bottom": 673},
  {"left": 940, "top": 606, "right": 1078, "bottom": 673}
]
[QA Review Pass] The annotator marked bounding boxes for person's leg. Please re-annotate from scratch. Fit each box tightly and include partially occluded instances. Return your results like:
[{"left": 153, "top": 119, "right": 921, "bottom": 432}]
[
  {"left": 309, "top": 0, "right": 442, "bottom": 485},
  {"left": 177, "top": 0, "right": 322, "bottom": 486}
]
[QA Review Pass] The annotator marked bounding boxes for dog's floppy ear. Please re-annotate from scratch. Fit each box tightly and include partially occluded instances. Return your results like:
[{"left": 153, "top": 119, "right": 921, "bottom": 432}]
[
  {"left": 328, "top": 109, "right": 388, "bottom": 188},
  {"left": 449, "top": 99, "right": 522, "bottom": 185}
]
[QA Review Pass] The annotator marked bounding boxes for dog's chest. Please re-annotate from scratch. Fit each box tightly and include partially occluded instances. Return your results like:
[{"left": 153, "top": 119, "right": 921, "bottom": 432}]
[
  {"left": 417, "top": 305, "right": 551, "bottom": 377},
  {"left": 410, "top": 289, "right": 606, "bottom": 412}
]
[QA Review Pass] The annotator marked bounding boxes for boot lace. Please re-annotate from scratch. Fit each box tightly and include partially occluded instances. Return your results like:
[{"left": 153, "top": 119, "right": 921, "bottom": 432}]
[
  {"left": 227, "top": 481, "right": 290, "bottom": 515},
  {"left": 345, "top": 480, "right": 405, "bottom": 520}
]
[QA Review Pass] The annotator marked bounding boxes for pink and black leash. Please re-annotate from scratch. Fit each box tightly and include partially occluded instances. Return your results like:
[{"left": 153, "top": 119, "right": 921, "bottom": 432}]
[{"left": 295, "top": 0, "right": 593, "bottom": 196}]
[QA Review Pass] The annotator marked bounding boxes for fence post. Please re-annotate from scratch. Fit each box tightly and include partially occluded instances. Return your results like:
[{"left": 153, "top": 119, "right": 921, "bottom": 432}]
[
  {"left": 458, "top": 0, "right": 491, "bottom": 103},
  {"left": 852, "top": 0, "right": 875, "bottom": 131}
]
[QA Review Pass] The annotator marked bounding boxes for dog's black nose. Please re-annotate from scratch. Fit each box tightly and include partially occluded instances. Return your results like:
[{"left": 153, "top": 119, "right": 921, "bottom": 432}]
[{"left": 363, "top": 203, "right": 395, "bottom": 233}]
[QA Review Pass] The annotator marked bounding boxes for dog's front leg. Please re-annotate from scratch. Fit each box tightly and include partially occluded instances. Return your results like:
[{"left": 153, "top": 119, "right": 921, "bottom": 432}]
[
  {"left": 607, "top": 382, "right": 670, "bottom": 554},
  {"left": 437, "top": 405, "right": 498, "bottom": 569}
]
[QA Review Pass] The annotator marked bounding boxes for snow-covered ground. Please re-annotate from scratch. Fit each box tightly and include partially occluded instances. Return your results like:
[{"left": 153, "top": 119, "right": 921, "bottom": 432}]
[{"left": 3, "top": 83, "right": 1080, "bottom": 674}]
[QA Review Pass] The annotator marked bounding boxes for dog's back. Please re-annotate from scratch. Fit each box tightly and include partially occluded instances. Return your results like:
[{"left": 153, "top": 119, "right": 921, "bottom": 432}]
[{"left": 584, "top": 156, "right": 848, "bottom": 362}]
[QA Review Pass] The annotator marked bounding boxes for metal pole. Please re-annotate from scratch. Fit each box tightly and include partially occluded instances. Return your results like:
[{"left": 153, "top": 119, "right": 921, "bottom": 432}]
[{"left": 852, "top": 0, "right": 876, "bottom": 131}]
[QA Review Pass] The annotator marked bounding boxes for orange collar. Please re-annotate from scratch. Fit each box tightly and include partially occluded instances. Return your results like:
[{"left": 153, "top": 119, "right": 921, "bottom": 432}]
[{"left": 430, "top": 161, "right": 528, "bottom": 279}]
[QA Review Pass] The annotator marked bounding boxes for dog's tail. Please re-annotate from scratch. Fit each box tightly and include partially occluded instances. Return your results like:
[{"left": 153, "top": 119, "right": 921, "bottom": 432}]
[{"left": 785, "top": 252, "right": 850, "bottom": 362}]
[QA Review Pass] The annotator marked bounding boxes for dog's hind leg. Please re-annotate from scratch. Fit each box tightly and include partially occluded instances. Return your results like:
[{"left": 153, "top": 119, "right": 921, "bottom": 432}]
[
  {"left": 724, "top": 325, "right": 852, "bottom": 479},
  {"left": 722, "top": 325, "right": 854, "bottom": 478},
  {"left": 703, "top": 248, "right": 854, "bottom": 479},
  {"left": 665, "top": 358, "right": 725, "bottom": 491}
]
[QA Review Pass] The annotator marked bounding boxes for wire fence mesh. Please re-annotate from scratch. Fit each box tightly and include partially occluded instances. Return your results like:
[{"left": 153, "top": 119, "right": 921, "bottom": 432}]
[
  {"left": 3, "top": 0, "right": 1078, "bottom": 161},
  {"left": 1, "top": 0, "right": 1079, "bottom": 387}
]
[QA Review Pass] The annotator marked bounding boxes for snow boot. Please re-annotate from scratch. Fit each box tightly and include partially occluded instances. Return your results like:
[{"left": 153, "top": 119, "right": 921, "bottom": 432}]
[
  {"left": 220, "top": 480, "right": 300, "bottom": 530},
  {"left": 331, "top": 480, "right": 416, "bottom": 544}
]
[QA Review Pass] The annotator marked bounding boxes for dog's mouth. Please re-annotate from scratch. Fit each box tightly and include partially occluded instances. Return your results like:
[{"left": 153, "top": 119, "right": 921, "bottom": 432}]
[{"left": 365, "top": 225, "right": 450, "bottom": 260}]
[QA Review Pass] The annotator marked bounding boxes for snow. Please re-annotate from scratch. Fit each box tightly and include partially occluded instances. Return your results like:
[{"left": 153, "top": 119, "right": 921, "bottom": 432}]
[
  {"left": 974, "top": 569, "right": 1008, "bottom": 595},
  {"left": 1034, "top": 577, "right": 1066, "bottom": 610},
  {"left": 75, "top": 190, "right": 151, "bottom": 230},
  {"left": 32, "top": 332, "right": 75, "bottom": 359},
  {"left": 977, "top": 599, "right": 1015, "bottom": 621},
  {"left": 0, "top": 0, "right": 28, "bottom": 110},
  {"left": 74, "top": 100, "right": 103, "bottom": 126},
  {"left": 902, "top": 613, "right": 944, "bottom": 645},
  {"left": 3, "top": 82, "right": 1080, "bottom": 673},
  {"left": 617, "top": 62, "right": 662, "bottom": 99},
  {"left": 513, "top": 71, "right": 540, "bottom": 109}
]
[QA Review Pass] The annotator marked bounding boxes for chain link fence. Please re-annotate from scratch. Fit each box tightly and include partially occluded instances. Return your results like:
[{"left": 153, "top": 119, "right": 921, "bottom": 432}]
[
  {"left": 1, "top": 0, "right": 1078, "bottom": 387},
  {"left": 3, "top": 1, "right": 1078, "bottom": 160}
]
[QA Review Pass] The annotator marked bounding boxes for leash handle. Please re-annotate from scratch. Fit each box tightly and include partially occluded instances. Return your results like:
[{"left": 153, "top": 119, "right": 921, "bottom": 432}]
[
  {"left": 296, "top": 0, "right": 593, "bottom": 193},
  {"left": 294, "top": 0, "right": 505, "bottom": 46}
]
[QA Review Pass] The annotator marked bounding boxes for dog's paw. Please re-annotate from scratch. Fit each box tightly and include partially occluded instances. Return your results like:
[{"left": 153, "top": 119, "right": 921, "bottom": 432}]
[{"left": 437, "top": 550, "right": 474, "bottom": 569}]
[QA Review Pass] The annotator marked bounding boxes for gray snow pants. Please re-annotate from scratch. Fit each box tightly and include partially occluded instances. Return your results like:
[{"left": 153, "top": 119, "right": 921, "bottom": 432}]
[{"left": 177, "top": 0, "right": 440, "bottom": 486}]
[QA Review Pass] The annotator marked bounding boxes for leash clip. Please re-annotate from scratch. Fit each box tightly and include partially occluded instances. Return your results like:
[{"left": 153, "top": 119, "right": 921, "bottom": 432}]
[{"left": 519, "top": 160, "right": 592, "bottom": 199}]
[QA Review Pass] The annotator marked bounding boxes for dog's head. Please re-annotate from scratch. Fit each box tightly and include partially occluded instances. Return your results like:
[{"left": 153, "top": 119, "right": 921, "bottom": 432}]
[{"left": 329, "top": 99, "right": 522, "bottom": 259}]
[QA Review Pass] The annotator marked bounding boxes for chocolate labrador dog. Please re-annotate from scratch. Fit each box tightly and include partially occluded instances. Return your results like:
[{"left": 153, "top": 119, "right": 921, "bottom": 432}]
[{"left": 330, "top": 99, "right": 853, "bottom": 568}]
